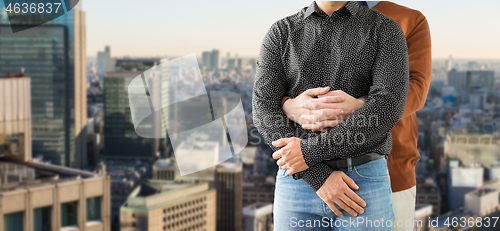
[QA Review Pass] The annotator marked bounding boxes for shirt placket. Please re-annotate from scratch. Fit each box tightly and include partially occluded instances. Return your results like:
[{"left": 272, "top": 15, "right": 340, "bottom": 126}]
[{"left": 321, "top": 16, "right": 337, "bottom": 88}]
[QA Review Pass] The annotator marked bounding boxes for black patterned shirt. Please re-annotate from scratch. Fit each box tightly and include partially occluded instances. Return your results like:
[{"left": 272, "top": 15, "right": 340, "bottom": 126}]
[{"left": 252, "top": 1, "right": 409, "bottom": 191}]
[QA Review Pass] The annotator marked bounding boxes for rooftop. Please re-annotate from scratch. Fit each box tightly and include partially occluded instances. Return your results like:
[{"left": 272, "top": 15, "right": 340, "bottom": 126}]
[
  {"left": 243, "top": 202, "right": 273, "bottom": 217},
  {"left": 0, "top": 160, "right": 101, "bottom": 193},
  {"left": 2, "top": 72, "right": 26, "bottom": 78},
  {"left": 134, "top": 180, "right": 194, "bottom": 197},
  {"left": 467, "top": 188, "right": 497, "bottom": 197},
  {"left": 153, "top": 158, "right": 176, "bottom": 168}
]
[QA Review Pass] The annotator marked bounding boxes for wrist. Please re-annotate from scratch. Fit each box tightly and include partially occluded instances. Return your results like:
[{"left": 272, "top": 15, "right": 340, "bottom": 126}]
[
  {"left": 282, "top": 97, "right": 297, "bottom": 120},
  {"left": 282, "top": 97, "right": 292, "bottom": 108},
  {"left": 357, "top": 98, "right": 366, "bottom": 109}
]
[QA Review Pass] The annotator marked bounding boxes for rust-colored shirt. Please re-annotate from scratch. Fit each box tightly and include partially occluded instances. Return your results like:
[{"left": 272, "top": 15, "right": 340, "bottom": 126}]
[{"left": 369, "top": 1, "right": 432, "bottom": 192}]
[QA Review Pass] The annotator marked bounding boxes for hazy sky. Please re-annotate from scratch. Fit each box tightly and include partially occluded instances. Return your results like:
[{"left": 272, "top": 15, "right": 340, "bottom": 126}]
[{"left": 82, "top": 0, "right": 500, "bottom": 59}]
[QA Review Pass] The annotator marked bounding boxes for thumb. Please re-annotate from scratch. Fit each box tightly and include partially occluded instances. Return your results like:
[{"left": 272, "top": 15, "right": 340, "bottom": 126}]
[{"left": 272, "top": 138, "right": 291, "bottom": 147}]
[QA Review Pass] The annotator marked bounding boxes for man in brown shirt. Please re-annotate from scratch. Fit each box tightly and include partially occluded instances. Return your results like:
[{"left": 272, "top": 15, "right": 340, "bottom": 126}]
[{"left": 279, "top": 1, "right": 431, "bottom": 230}]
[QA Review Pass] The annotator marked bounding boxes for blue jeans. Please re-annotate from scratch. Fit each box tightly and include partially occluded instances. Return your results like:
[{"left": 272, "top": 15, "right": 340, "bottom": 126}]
[{"left": 273, "top": 158, "right": 394, "bottom": 231}]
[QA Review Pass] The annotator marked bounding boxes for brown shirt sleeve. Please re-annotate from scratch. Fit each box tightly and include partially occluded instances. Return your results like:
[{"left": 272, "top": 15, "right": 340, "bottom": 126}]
[{"left": 401, "top": 14, "right": 432, "bottom": 118}]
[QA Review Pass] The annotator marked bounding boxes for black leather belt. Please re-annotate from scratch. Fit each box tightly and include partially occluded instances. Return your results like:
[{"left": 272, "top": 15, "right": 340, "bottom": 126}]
[
  {"left": 291, "top": 153, "right": 386, "bottom": 180},
  {"left": 323, "top": 153, "right": 386, "bottom": 170}
]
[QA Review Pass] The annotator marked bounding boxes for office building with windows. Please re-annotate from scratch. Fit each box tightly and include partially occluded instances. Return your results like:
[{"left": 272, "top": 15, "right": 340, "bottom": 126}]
[
  {"left": 210, "top": 49, "right": 220, "bottom": 70},
  {"left": 120, "top": 180, "right": 216, "bottom": 231},
  {"left": 216, "top": 162, "right": 243, "bottom": 231},
  {"left": 0, "top": 2, "right": 88, "bottom": 168},
  {"left": 444, "top": 133, "right": 500, "bottom": 168},
  {"left": 0, "top": 76, "right": 110, "bottom": 231},
  {"left": 103, "top": 72, "right": 160, "bottom": 160},
  {"left": 0, "top": 161, "right": 111, "bottom": 231},
  {"left": 0, "top": 76, "right": 31, "bottom": 162}
]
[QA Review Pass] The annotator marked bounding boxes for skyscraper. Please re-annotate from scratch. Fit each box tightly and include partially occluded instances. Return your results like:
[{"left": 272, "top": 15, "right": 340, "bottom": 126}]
[
  {"left": 447, "top": 69, "right": 467, "bottom": 92},
  {"left": 202, "top": 51, "right": 212, "bottom": 68},
  {"left": 103, "top": 72, "right": 159, "bottom": 160},
  {"left": 467, "top": 70, "right": 495, "bottom": 91},
  {"left": 97, "top": 46, "right": 112, "bottom": 76},
  {"left": 0, "top": 2, "right": 87, "bottom": 168},
  {"left": 446, "top": 55, "right": 453, "bottom": 72},
  {"left": 210, "top": 49, "right": 220, "bottom": 70},
  {"left": 0, "top": 76, "right": 31, "bottom": 162},
  {"left": 0, "top": 76, "right": 111, "bottom": 231},
  {"left": 216, "top": 162, "right": 243, "bottom": 231}
]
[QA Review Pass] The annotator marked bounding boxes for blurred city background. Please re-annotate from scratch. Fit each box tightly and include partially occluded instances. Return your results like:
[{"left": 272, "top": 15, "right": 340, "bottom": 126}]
[{"left": 1, "top": 0, "right": 500, "bottom": 231}]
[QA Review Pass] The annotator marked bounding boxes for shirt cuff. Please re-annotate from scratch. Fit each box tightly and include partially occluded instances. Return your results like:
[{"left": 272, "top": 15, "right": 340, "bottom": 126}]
[
  {"left": 301, "top": 162, "right": 334, "bottom": 191},
  {"left": 300, "top": 133, "right": 328, "bottom": 168}
]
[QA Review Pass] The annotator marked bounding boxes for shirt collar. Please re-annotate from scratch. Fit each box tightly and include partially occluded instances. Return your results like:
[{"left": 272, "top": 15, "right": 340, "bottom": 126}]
[
  {"left": 357, "top": 1, "right": 380, "bottom": 9},
  {"left": 304, "top": 1, "right": 360, "bottom": 19}
]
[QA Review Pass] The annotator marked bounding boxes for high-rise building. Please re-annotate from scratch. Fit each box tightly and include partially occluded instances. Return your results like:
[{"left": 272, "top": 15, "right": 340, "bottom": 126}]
[
  {"left": 202, "top": 51, "right": 212, "bottom": 68},
  {"left": 120, "top": 180, "right": 216, "bottom": 231},
  {"left": 107, "top": 160, "right": 151, "bottom": 231},
  {"left": 105, "top": 46, "right": 113, "bottom": 72},
  {"left": 0, "top": 3, "right": 88, "bottom": 168},
  {"left": 447, "top": 69, "right": 495, "bottom": 92},
  {"left": 210, "top": 49, "right": 220, "bottom": 70},
  {"left": 0, "top": 76, "right": 110, "bottom": 231},
  {"left": 237, "top": 58, "right": 246, "bottom": 70},
  {"left": 0, "top": 76, "right": 31, "bottom": 162},
  {"left": 227, "top": 58, "right": 237, "bottom": 69},
  {"left": 447, "top": 69, "right": 467, "bottom": 92},
  {"left": 97, "top": 46, "right": 112, "bottom": 75},
  {"left": 103, "top": 72, "right": 159, "bottom": 160},
  {"left": 446, "top": 55, "right": 453, "bottom": 72},
  {"left": 216, "top": 162, "right": 243, "bottom": 231},
  {"left": 467, "top": 70, "right": 495, "bottom": 91}
]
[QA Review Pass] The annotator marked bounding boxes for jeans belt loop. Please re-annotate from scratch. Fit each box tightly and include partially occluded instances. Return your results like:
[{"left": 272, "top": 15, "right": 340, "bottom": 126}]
[{"left": 347, "top": 158, "right": 353, "bottom": 172}]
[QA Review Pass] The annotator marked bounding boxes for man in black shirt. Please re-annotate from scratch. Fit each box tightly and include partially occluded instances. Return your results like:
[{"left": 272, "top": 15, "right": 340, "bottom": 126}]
[{"left": 252, "top": 1, "right": 408, "bottom": 230}]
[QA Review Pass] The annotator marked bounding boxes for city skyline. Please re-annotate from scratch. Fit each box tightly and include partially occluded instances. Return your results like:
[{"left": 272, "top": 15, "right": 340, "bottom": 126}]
[
  {"left": 80, "top": 0, "right": 500, "bottom": 59},
  {"left": 2, "top": 1, "right": 500, "bottom": 230}
]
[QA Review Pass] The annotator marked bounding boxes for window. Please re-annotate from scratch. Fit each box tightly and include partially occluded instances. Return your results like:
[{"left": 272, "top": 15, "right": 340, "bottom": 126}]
[
  {"left": 87, "top": 197, "right": 101, "bottom": 221},
  {"left": 61, "top": 201, "right": 78, "bottom": 227},
  {"left": 4, "top": 212, "right": 23, "bottom": 231},
  {"left": 34, "top": 206, "right": 51, "bottom": 231}
]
